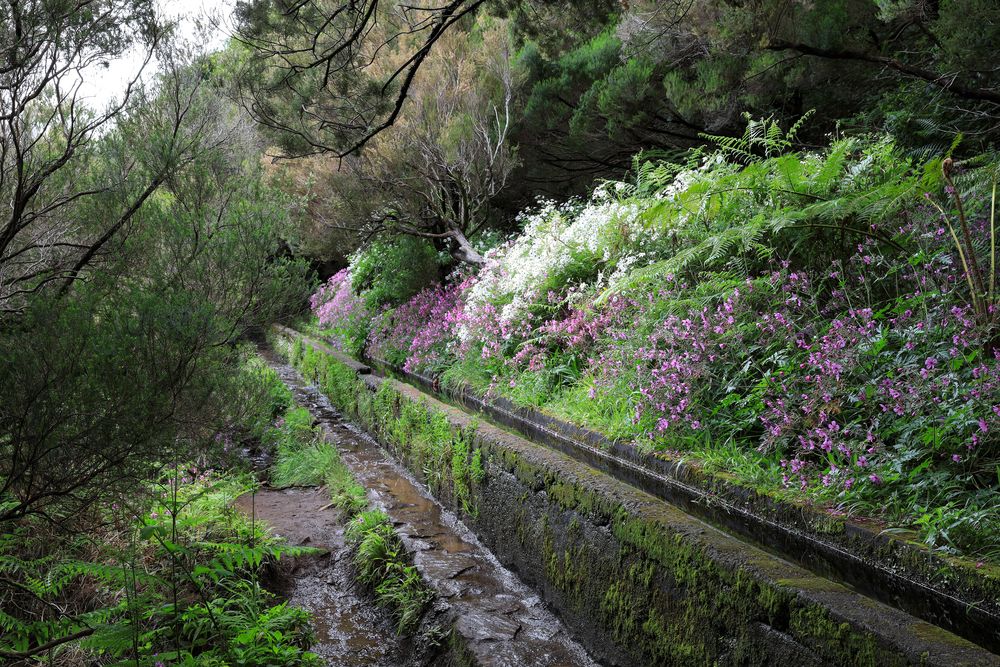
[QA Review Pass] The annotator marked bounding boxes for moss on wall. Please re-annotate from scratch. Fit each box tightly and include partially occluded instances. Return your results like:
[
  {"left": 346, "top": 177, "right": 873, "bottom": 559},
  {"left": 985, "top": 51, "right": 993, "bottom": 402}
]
[{"left": 273, "top": 330, "right": 989, "bottom": 667}]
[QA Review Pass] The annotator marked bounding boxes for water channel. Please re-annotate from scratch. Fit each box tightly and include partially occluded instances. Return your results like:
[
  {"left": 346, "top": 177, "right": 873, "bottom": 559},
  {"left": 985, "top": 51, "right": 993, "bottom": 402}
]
[{"left": 236, "top": 349, "right": 595, "bottom": 666}]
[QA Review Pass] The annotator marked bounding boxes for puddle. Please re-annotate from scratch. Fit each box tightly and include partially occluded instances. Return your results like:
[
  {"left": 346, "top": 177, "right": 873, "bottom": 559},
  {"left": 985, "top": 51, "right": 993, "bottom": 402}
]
[{"left": 258, "top": 348, "right": 596, "bottom": 667}]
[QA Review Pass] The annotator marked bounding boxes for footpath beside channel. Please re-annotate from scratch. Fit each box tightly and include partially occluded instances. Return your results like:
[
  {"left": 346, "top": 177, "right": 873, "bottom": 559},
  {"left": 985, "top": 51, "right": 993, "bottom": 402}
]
[
  {"left": 262, "top": 346, "right": 595, "bottom": 667},
  {"left": 272, "top": 324, "right": 1000, "bottom": 667}
]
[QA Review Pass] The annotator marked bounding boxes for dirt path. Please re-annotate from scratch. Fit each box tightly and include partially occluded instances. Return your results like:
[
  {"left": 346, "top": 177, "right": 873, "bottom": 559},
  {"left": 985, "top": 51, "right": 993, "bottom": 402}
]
[{"left": 235, "top": 488, "right": 408, "bottom": 666}]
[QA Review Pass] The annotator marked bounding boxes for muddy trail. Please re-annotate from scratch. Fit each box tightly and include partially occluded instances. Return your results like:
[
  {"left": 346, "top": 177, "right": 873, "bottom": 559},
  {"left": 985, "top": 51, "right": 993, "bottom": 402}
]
[
  {"left": 235, "top": 349, "right": 595, "bottom": 667},
  {"left": 235, "top": 488, "right": 410, "bottom": 666}
]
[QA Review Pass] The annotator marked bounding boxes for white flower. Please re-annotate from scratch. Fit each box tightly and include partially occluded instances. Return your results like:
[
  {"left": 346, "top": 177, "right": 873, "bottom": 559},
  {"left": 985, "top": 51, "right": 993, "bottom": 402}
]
[{"left": 459, "top": 170, "right": 693, "bottom": 342}]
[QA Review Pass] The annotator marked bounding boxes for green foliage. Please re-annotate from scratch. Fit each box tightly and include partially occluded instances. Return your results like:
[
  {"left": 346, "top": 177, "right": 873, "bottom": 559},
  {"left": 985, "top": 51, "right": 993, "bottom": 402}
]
[
  {"left": 345, "top": 511, "right": 433, "bottom": 635},
  {"left": 325, "top": 464, "right": 369, "bottom": 519},
  {"left": 271, "top": 441, "right": 340, "bottom": 490},
  {"left": 170, "top": 594, "right": 319, "bottom": 666},
  {"left": 235, "top": 351, "right": 296, "bottom": 439},
  {"left": 350, "top": 237, "right": 440, "bottom": 310},
  {"left": 507, "top": 0, "right": 1000, "bottom": 207},
  {"left": 268, "top": 406, "right": 330, "bottom": 488},
  {"left": 614, "top": 133, "right": 918, "bottom": 291},
  {"left": 280, "top": 333, "right": 481, "bottom": 514},
  {"left": 0, "top": 470, "right": 322, "bottom": 664},
  {"left": 700, "top": 111, "right": 815, "bottom": 163},
  {"left": 0, "top": 64, "right": 313, "bottom": 525},
  {"left": 298, "top": 126, "right": 1000, "bottom": 561}
]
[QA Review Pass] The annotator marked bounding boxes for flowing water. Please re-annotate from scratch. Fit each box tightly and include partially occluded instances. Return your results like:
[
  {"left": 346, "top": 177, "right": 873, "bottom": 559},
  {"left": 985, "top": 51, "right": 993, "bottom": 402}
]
[{"left": 235, "top": 349, "right": 595, "bottom": 666}]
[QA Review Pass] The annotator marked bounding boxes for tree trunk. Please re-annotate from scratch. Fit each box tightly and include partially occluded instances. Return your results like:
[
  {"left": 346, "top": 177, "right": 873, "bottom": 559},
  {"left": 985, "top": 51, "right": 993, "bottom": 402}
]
[{"left": 449, "top": 229, "right": 485, "bottom": 266}]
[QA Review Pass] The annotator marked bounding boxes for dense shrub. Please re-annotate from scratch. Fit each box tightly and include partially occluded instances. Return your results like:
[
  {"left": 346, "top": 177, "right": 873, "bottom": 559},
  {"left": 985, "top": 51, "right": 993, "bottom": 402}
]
[
  {"left": 308, "top": 136, "right": 1000, "bottom": 560},
  {"left": 350, "top": 237, "right": 440, "bottom": 310}
]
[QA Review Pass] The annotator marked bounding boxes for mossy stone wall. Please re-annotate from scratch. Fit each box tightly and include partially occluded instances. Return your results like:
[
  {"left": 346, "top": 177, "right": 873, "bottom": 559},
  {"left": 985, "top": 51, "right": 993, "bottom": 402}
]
[{"left": 276, "top": 330, "right": 997, "bottom": 667}]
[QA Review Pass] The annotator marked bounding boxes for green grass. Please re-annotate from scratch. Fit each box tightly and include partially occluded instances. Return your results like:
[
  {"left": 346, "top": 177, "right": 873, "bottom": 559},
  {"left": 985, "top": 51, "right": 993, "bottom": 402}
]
[
  {"left": 272, "top": 441, "right": 342, "bottom": 488},
  {"left": 346, "top": 510, "right": 433, "bottom": 635},
  {"left": 325, "top": 462, "right": 368, "bottom": 517},
  {"left": 266, "top": 397, "right": 368, "bottom": 516},
  {"left": 269, "top": 406, "right": 333, "bottom": 488},
  {"left": 545, "top": 379, "right": 639, "bottom": 441},
  {"left": 262, "top": 343, "right": 369, "bottom": 506}
]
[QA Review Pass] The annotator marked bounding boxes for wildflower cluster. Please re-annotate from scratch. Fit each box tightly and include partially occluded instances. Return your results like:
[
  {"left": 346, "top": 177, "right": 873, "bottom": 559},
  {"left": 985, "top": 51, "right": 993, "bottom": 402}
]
[
  {"left": 367, "top": 278, "right": 469, "bottom": 374},
  {"left": 311, "top": 269, "right": 369, "bottom": 355},
  {"left": 306, "top": 142, "right": 1000, "bottom": 558}
]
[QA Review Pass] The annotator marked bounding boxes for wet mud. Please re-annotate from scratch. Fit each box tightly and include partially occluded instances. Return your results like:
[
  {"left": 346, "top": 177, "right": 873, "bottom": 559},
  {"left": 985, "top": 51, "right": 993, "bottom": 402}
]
[
  {"left": 235, "top": 487, "right": 408, "bottom": 666},
  {"left": 256, "top": 348, "right": 596, "bottom": 667}
]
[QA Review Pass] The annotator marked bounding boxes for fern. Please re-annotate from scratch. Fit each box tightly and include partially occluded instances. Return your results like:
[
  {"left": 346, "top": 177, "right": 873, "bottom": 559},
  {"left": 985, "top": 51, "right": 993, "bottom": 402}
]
[
  {"left": 700, "top": 110, "right": 816, "bottom": 163},
  {"left": 1, "top": 468, "right": 322, "bottom": 664},
  {"left": 605, "top": 131, "right": 924, "bottom": 297}
]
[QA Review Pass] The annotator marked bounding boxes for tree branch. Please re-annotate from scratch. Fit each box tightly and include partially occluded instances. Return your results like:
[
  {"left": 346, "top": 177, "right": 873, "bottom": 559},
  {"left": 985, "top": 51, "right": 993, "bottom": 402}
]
[{"left": 764, "top": 39, "right": 1000, "bottom": 105}]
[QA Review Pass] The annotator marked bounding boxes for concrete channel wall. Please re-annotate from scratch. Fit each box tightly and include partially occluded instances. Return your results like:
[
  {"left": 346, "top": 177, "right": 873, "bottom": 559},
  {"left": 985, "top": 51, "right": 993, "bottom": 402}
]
[
  {"left": 358, "top": 356, "right": 1000, "bottom": 655},
  {"left": 272, "top": 326, "right": 1000, "bottom": 667}
]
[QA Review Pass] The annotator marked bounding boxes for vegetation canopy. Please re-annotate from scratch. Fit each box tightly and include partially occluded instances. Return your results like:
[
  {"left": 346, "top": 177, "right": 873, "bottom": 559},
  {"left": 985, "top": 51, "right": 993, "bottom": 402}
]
[{"left": 3, "top": 0, "right": 1000, "bottom": 662}]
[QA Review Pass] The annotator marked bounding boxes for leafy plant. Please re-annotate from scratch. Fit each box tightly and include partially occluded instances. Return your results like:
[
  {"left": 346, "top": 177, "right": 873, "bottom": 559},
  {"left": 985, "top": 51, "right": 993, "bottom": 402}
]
[
  {"left": 700, "top": 111, "right": 816, "bottom": 163},
  {"left": 350, "top": 237, "right": 441, "bottom": 310},
  {"left": 0, "top": 469, "right": 322, "bottom": 664},
  {"left": 345, "top": 511, "right": 432, "bottom": 635}
]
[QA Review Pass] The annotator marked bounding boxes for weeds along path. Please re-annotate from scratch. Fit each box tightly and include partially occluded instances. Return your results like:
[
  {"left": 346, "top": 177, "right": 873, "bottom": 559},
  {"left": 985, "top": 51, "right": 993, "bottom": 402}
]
[
  {"left": 235, "top": 487, "right": 409, "bottom": 666},
  {"left": 254, "top": 348, "right": 596, "bottom": 667}
]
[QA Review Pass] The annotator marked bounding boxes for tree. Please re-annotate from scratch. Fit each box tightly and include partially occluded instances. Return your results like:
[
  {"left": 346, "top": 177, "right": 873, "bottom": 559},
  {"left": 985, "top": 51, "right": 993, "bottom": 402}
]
[
  {"left": 507, "top": 0, "right": 1000, "bottom": 201},
  {"left": 265, "top": 16, "right": 518, "bottom": 266},
  {"left": 0, "top": 13, "right": 310, "bottom": 525},
  {"left": 0, "top": 0, "right": 160, "bottom": 313},
  {"left": 359, "top": 19, "right": 518, "bottom": 265},
  {"left": 234, "top": 0, "right": 487, "bottom": 158}
]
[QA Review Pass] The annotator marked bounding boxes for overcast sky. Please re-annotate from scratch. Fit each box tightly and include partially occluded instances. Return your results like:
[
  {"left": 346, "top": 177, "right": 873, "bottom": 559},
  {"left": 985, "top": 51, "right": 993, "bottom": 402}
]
[{"left": 78, "top": 0, "right": 236, "bottom": 109}]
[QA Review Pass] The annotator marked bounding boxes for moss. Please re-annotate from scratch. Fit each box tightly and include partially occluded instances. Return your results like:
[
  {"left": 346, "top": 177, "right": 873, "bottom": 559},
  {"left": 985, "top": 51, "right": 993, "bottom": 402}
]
[
  {"left": 547, "top": 480, "right": 578, "bottom": 511},
  {"left": 513, "top": 457, "right": 544, "bottom": 491},
  {"left": 541, "top": 517, "right": 587, "bottom": 607},
  {"left": 774, "top": 576, "right": 846, "bottom": 593},
  {"left": 444, "top": 627, "right": 478, "bottom": 667},
  {"left": 515, "top": 498, "right": 531, "bottom": 547},
  {"left": 910, "top": 621, "right": 982, "bottom": 648},
  {"left": 755, "top": 578, "right": 788, "bottom": 625},
  {"left": 788, "top": 604, "right": 906, "bottom": 667},
  {"left": 864, "top": 531, "right": 1000, "bottom": 605},
  {"left": 601, "top": 569, "right": 644, "bottom": 645},
  {"left": 600, "top": 561, "right": 709, "bottom": 666},
  {"left": 808, "top": 514, "right": 847, "bottom": 535},
  {"left": 451, "top": 433, "right": 472, "bottom": 515},
  {"left": 276, "top": 330, "right": 946, "bottom": 667}
]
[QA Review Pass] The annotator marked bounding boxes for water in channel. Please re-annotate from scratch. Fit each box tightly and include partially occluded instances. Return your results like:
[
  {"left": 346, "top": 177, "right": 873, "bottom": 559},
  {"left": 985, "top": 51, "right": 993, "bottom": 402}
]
[{"left": 236, "top": 349, "right": 595, "bottom": 667}]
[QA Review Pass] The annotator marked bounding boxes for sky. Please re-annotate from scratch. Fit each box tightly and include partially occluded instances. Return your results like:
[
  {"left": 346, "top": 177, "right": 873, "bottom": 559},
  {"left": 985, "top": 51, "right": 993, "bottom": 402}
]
[{"left": 78, "top": 0, "right": 236, "bottom": 109}]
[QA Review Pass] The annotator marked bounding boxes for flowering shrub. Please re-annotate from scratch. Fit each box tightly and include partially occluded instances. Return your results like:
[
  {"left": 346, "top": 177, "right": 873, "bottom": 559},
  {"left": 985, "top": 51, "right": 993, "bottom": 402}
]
[
  {"left": 311, "top": 269, "right": 370, "bottom": 355},
  {"left": 367, "top": 278, "right": 469, "bottom": 375},
  {"left": 461, "top": 188, "right": 664, "bottom": 346},
  {"left": 306, "top": 140, "right": 1000, "bottom": 559}
]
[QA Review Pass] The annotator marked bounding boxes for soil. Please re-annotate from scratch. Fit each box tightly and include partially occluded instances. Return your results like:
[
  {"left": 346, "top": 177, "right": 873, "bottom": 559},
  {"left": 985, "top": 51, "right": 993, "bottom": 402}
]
[{"left": 235, "top": 487, "right": 409, "bottom": 666}]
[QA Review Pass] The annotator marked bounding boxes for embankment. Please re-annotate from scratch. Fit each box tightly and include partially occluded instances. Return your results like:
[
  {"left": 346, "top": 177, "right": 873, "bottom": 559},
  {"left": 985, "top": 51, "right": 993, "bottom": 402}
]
[{"left": 273, "top": 325, "right": 999, "bottom": 667}]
